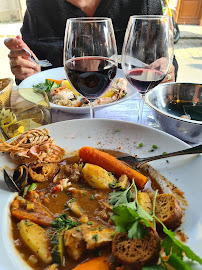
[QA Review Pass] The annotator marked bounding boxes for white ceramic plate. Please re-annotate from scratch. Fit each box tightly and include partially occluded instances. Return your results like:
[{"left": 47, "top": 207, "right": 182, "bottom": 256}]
[
  {"left": 19, "top": 67, "right": 137, "bottom": 114},
  {"left": 0, "top": 119, "right": 202, "bottom": 269}
]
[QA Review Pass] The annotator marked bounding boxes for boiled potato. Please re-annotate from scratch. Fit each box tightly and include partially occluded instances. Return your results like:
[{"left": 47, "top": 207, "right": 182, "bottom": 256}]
[
  {"left": 19, "top": 219, "right": 52, "bottom": 263},
  {"left": 82, "top": 163, "right": 116, "bottom": 189},
  {"left": 114, "top": 174, "right": 128, "bottom": 190}
]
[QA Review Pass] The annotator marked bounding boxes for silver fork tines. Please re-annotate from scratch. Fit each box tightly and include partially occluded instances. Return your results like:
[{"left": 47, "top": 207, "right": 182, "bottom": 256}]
[{"left": 21, "top": 46, "right": 52, "bottom": 67}]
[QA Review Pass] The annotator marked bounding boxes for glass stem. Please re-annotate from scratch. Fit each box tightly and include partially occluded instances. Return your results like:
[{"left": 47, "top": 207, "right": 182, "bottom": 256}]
[
  {"left": 137, "top": 94, "right": 144, "bottom": 124},
  {"left": 89, "top": 101, "right": 95, "bottom": 119}
]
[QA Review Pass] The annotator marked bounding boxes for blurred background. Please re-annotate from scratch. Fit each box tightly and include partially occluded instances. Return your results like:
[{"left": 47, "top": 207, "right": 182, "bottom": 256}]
[{"left": 0, "top": 0, "right": 201, "bottom": 84}]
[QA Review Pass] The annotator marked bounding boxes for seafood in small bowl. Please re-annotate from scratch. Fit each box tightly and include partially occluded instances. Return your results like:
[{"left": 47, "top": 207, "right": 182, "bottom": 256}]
[{"left": 34, "top": 78, "right": 128, "bottom": 107}]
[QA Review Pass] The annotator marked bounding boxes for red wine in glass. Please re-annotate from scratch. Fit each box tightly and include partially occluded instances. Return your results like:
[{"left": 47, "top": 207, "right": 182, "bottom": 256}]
[
  {"left": 64, "top": 17, "right": 118, "bottom": 118},
  {"left": 126, "top": 68, "right": 165, "bottom": 95},
  {"left": 65, "top": 56, "right": 117, "bottom": 101},
  {"left": 122, "top": 15, "right": 174, "bottom": 123}
]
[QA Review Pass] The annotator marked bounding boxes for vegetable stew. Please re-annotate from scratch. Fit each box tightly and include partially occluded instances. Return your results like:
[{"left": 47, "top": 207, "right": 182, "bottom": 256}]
[{"left": 9, "top": 149, "right": 202, "bottom": 270}]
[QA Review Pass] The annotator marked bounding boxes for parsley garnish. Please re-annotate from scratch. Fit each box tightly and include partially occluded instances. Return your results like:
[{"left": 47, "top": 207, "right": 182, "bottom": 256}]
[
  {"left": 109, "top": 185, "right": 132, "bottom": 207},
  {"left": 110, "top": 180, "right": 152, "bottom": 240},
  {"left": 152, "top": 145, "right": 158, "bottom": 149},
  {"left": 33, "top": 79, "right": 60, "bottom": 93},
  {"left": 109, "top": 182, "right": 117, "bottom": 189},
  {"left": 24, "top": 219, "right": 33, "bottom": 226},
  {"left": 139, "top": 143, "right": 143, "bottom": 147},
  {"left": 87, "top": 221, "right": 93, "bottom": 225},
  {"left": 92, "top": 234, "right": 98, "bottom": 241},
  {"left": 51, "top": 213, "right": 79, "bottom": 232}
]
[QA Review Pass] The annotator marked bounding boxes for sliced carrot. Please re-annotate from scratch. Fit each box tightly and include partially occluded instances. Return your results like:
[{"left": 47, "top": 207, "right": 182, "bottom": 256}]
[
  {"left": 46, "top": 79, "right": 63, "bottom": 84},
  {"left": 72, "top": 256, "right": 110, "bottom": 270},
  {"left": 11, "top": 199, "right": 54, "bottom": 227},
  {"left": 79, "top": 147, "right": 148, "bottom": 189},
  {"left": 11, "top": 209, "right": 53, "bottom": 227}
]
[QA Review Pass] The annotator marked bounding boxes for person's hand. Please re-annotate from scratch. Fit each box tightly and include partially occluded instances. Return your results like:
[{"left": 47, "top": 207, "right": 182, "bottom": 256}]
[
  {"left": 149, "top": 57, "right": 175, "bottom": 83},
  {"left": 4, "top": 35, "right": 41, "bottom": 81}
]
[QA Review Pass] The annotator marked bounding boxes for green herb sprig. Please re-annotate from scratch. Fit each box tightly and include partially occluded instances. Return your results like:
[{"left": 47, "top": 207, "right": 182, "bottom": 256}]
[
  {"left": 33, "top": 79, "right": 60, "bottom": 93},
  {"left": 50, "top": 213, "right": 79, "bottom": 232}
]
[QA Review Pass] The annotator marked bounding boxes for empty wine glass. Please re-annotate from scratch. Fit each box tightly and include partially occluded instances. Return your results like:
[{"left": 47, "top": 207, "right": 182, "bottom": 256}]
[
  {"left": 122, "top": 15, "right": 174, "bottom": 123},
  {"left": 64, "top": 17, "right": 118, "bottom": 118}
]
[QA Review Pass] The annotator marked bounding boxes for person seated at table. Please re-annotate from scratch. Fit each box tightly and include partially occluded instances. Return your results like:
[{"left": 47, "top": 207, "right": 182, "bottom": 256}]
[{"left": 4, "top": 0, "right": 177, "bottom": 84}]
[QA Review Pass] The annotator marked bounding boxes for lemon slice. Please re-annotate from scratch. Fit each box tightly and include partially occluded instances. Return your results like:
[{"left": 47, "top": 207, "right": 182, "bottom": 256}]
[
  {"left": 61, "top": 80, "right": 80, "bottom": 96},
  {"left": 18, "top": 88, "right": 47, "bottom": 105},
  {"left": 0, "top": 108, "right": 17, "bottom": 127},
  {"left": 5, "top": 119, "right": 41, "bottom": 138},
  {"left": 100, "top": 88, "right": 115, "bottom": 98}
]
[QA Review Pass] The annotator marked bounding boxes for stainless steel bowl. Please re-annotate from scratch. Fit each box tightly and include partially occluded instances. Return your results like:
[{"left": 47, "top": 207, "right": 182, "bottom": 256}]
[{"left": 144, "top": 83, "right": 202, "bottom": 143}]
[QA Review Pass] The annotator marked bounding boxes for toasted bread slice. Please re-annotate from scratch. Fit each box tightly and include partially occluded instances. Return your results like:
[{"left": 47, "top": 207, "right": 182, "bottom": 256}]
[
  {"left": 137, "top": 192, "right": 182, "bottom": 231},
  {"left": 112, "top": 228, "right": 160, "bottom": 268},
  {"left": 155, "top": 193, "right": 182, "bottom": 231}
]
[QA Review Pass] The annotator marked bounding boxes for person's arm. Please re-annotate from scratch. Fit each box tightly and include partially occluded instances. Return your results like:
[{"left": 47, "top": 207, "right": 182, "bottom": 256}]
[
  {"left": 147, "top": 0, "right": 178, "bottom": 81},
  {"left": 4, "top": 35, "right": 41, "bottom": 82}
]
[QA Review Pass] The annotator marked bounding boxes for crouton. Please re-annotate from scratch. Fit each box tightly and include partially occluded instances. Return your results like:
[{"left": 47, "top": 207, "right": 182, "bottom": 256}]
[
  {"left": 29, "top": 163, "right": 58, "bottom": 182},
  {"left": 155, "top": 193, "right": 183, "bottom": 231},
  {"left": 137, "top": 192, "right": 183, "bottom": 231},
  {"left": 112, "top": 228, "right": 161, "bottom": 269}
]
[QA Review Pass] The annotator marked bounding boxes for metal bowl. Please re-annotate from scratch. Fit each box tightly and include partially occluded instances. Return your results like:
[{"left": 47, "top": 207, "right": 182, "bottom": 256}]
[{"left": 144, "top": 83, "right": 202, "bottom": 143}]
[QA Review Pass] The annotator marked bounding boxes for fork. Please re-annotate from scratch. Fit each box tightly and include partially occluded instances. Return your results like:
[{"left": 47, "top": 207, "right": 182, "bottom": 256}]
[
  {"left": 21, "top": 46, "right": 52, "bottom": 67},
  {"left": 117, "top": 144, "right": 202, "bottom": 168}
]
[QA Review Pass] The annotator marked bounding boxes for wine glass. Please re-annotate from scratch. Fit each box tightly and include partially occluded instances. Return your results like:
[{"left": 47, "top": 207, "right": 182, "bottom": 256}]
[
  {"left": 122, "top": 15, "right": 174, "bottom": 123},
  {"left": 64, "top": 17, "right": 118, "bottom": 118}
]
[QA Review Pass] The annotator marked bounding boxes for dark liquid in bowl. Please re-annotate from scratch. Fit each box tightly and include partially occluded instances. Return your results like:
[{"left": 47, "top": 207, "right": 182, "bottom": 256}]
[{"left": 168, "top": 100, "right": 202, "bottom": 121}]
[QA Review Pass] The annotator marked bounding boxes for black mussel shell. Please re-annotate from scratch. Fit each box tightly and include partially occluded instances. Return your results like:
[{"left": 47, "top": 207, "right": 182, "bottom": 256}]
[{"left": 4, "top": 164, "right": 28, "bottom": 192}]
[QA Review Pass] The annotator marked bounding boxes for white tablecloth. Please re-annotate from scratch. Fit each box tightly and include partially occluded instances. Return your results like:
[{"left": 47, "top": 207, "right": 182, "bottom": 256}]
[{"left": 51, "top": 95, "right": 154, "bottom": 126}]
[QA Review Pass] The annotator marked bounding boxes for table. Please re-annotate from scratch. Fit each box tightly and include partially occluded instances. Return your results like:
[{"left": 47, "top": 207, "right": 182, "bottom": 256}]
[
  {"left": 52, "top": 94, "right": 156, "bottom": 127},
  {"left": 52, "top": 95, "right": 201, "bottom": 147}
]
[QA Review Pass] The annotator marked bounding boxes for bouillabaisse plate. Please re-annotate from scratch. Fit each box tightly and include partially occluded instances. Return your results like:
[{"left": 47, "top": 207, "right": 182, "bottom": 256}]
[
  {"left": 0, "top": 119, "right": 202, "bottom": 269},
  {"left": 19, "top": 68, "right": 137, "bottom": 114}
]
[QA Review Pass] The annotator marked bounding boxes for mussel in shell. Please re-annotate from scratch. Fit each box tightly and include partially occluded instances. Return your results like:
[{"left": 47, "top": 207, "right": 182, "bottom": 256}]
[{"left": 4, "top": 164, "right": 28, "bottom": 192}]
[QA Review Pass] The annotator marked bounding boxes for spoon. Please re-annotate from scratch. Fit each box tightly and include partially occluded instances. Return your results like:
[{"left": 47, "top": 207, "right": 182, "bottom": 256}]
[{"left": 118, "top": 144, "right": 202, "bottom": 168}]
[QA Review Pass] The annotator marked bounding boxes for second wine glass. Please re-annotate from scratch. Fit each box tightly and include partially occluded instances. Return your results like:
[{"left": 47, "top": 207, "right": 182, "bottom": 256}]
[
  {"left": 64, "top": 17, "right": 118, "bottom": 118},
  {"left": 122, "top": 15, "right": 174, "bottom": 123}
]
